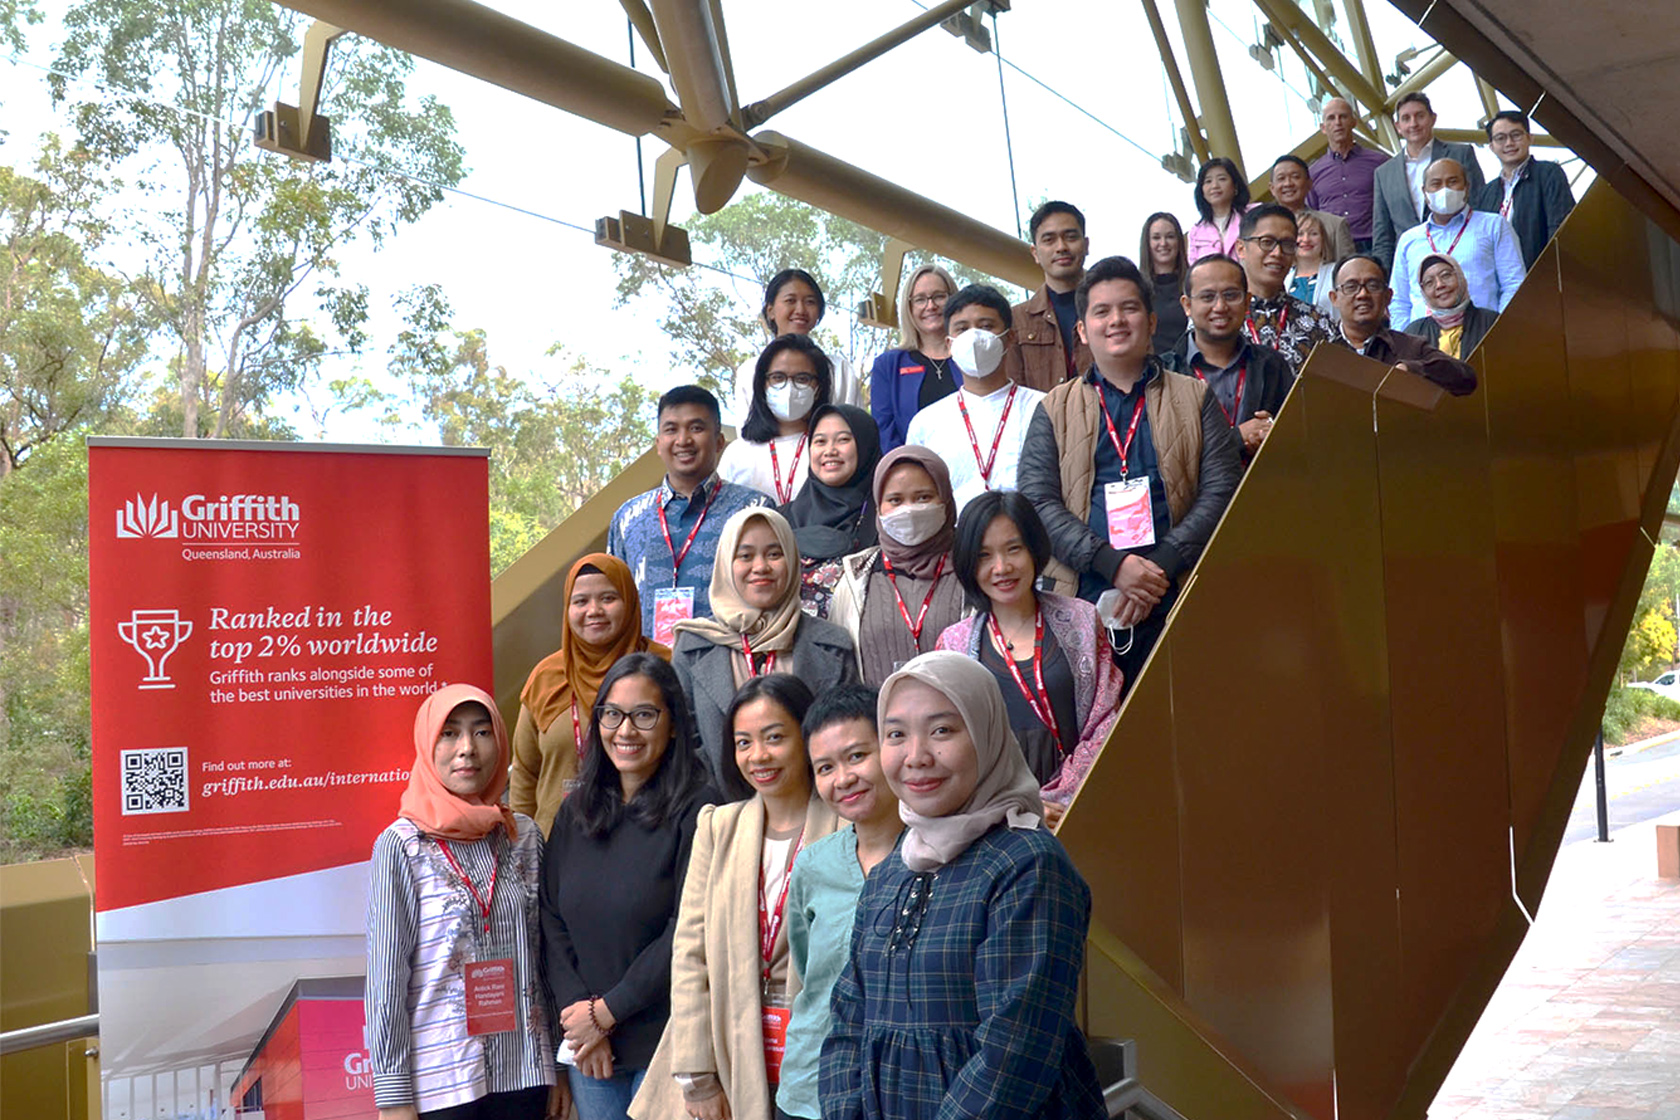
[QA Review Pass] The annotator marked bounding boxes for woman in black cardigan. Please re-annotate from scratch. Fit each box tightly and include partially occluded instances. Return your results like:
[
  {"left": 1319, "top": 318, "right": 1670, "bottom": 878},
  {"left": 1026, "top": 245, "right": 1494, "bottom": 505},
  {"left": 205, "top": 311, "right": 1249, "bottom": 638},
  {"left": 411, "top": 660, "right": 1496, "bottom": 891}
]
[{"left": 540, "top": 653, "right": 720, "bottom": 1120}]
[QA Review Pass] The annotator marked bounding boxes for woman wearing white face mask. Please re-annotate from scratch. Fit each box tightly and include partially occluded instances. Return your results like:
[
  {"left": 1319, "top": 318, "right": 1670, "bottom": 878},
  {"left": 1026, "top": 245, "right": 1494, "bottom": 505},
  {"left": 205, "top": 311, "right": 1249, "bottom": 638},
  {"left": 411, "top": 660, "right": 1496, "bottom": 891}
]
[
  {"left": 720, "top": 335, "right": 834, "bottom": 504},
  {"left": 828, "top": 447, "right": 968, "bottom": 687}
]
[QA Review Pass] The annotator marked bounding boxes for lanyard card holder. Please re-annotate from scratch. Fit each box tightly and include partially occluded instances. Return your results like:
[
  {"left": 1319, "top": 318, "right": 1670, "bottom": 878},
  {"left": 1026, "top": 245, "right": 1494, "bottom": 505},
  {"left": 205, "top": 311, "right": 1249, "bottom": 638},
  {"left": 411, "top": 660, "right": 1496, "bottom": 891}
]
[
  {"left": 1104, "top": 477, "right": 1156, "bottom": 550},
  {"left": 464, "top": 942, "right": 521, "bottom": 1036}
]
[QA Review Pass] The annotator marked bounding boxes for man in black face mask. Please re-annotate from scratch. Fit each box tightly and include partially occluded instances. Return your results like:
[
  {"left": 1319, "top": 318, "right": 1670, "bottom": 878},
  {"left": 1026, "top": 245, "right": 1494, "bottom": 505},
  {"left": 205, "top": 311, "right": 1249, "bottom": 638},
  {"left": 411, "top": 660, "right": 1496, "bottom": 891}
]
[{"left": 905, "top": 285, "right": 1044, "bottom": 516}]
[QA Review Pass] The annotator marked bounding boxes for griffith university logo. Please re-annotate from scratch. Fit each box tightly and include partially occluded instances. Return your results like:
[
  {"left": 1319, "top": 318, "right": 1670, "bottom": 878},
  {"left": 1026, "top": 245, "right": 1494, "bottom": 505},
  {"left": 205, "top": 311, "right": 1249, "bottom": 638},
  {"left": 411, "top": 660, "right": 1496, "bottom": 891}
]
[
  {"left": 113, "top": 492, "right": 302, "bottom": 542},
  {"left": 116, "top": 493, "right": 179, "bottom": 539}
]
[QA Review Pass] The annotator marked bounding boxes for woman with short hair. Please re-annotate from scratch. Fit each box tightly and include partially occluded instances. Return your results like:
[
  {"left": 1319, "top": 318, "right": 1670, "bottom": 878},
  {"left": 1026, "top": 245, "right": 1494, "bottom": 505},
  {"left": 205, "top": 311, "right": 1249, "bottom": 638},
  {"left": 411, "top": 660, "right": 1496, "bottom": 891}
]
[{"left": 730, "top": 269, "right": 861, "bottom": 426}]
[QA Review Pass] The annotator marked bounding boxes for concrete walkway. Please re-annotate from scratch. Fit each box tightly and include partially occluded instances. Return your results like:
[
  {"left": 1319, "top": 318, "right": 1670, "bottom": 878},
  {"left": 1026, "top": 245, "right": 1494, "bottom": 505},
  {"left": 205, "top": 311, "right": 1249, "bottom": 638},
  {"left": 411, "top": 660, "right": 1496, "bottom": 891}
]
[{"left": 1429, "top": 813, "right": 1680, "bottom": 1119}]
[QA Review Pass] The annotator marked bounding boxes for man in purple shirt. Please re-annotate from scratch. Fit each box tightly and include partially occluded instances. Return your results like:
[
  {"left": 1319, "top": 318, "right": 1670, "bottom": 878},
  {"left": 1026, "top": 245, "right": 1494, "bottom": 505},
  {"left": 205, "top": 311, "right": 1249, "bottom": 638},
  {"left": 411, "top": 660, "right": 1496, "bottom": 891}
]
[{"left": 1306, "top": 98, "right": 1389, "bottom": 250}]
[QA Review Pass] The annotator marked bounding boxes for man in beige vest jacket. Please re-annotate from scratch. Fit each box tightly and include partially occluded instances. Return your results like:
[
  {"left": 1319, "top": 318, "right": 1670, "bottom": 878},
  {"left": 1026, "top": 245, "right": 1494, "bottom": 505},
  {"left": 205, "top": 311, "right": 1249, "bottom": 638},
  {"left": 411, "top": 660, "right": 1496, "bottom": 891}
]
[{"left": 1017, "top": 256, "right": 1242, "bottom": 690}]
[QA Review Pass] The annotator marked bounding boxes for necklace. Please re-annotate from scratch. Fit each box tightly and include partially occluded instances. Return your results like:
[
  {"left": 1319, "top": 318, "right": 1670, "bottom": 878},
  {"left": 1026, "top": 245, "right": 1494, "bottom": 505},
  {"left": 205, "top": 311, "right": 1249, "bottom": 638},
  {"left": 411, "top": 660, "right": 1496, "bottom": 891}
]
[{"left": 924, "top": 353, "right": 950, "bottom": 383}]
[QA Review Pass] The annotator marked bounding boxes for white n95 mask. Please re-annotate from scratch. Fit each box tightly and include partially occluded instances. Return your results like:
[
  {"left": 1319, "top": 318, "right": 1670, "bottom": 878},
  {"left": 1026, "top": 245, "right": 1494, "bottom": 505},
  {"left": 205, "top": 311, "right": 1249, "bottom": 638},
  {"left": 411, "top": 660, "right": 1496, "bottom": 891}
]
[
  {"left": 767, "top": 382, "right": 815, "bottom": 422},
  {"left": 949, "top": 329, "right": 1005, "bottom": 378},
  {"left": 879, "top": 502, "right": 947, "bottom": 547}
]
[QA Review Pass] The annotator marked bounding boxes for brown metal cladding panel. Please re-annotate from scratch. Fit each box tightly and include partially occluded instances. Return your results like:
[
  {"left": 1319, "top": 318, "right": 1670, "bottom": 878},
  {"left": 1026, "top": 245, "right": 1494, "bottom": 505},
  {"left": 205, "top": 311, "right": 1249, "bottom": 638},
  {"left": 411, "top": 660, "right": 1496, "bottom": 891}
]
[
  {"left": 1169, "top": 366, "right": 1392, "bottom": 1120},
  {"left": 1291, "top": 354, "right": 1410, "bottom": 1120},
  {"left": 1557, "top": 198, "right": 1643, "bottom": 654},
  {"left": 1476, "top": 251, "right": 1592, "bottom": 884},
  {"left": 1061, "top": 642, "right": 1186, "bottom": 993},
  {"left": 1371, "top": 371, "right": 1513, "bottom": 1079}
]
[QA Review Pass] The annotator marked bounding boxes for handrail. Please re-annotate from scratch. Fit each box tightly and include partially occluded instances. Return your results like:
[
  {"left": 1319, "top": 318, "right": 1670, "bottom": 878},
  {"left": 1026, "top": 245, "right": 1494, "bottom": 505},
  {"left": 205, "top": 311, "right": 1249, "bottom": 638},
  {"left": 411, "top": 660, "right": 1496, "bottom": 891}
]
[
  {"left": 1107, "top": 1076, "right": 1189, "bottom": 1120},
  {"left": 0, "top": 1013, "right": 98, "bottom": 1056}
]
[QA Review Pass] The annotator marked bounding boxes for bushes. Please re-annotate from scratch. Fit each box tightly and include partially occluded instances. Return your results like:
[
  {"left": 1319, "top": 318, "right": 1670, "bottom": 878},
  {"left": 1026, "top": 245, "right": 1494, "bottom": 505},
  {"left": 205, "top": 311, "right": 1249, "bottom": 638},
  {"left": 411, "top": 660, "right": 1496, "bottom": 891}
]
[{"left": 1602, "top": 686, "right": 1680, "bottom": 746}]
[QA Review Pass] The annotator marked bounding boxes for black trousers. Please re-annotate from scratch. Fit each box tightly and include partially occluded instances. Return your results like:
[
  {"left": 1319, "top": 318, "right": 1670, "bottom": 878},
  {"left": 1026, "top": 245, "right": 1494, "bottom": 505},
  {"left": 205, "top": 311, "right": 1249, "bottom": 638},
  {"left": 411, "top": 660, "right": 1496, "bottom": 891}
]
[{"left": 422, "top": 1085, "right": 549, "bottom": 1120}]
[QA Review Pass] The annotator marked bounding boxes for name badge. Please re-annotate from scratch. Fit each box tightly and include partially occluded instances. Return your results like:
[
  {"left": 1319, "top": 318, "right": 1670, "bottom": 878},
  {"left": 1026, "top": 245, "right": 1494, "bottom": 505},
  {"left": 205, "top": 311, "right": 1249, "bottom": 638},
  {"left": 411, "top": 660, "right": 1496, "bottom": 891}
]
[
  {"left": 464, "top": 954, "right": 519, "bottom": 1036},
  {"left": 1104, "top": 478, "right": 1156, "bottom": 551},
  {"left": 652, "top": 586, "right": 695, "bottom": 647},
  {"left": 900, "top": 365, "right": 925, "bottom": 375},
  {"left": 762, "top": 1005, "right": 793, "bottom": 1083}
]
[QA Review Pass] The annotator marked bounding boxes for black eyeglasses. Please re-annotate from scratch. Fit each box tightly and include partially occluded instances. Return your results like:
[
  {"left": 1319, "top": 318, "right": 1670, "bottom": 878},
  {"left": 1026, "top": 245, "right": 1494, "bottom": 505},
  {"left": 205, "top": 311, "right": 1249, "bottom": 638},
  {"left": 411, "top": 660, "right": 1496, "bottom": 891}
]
[
  {"left": 1336, "top": 279, "right": 1389, "bottom": 296},
  {"left": 1242, "top": 235, "right": 1299, "bottom": 256},
  {"left": 765, "top": 372, "right": 818, "bottom": 390},
  {"left": 597, "top": 705, "right": 664, "bottom": 730}
]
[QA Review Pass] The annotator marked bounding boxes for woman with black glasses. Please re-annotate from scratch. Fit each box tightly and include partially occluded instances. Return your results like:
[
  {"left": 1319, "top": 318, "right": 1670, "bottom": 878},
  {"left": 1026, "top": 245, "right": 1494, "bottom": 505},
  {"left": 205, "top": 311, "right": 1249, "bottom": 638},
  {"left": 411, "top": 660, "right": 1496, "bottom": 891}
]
[
  {"left": 721, "top": 335, "right": 835, "bottom": 504},
  {"left": 540, "top": 653, "right": 720, "bottom": 1120}
]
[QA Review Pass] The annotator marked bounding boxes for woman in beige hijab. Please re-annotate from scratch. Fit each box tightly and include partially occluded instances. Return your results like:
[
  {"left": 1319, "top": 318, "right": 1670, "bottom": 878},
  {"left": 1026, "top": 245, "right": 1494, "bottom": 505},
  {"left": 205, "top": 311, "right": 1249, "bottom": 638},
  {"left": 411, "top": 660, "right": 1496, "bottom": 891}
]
[
  {"left": 818, "top": 651, "right": 1106, "bottom": 1120},
  {"left": 671, "top": 507, "right": 860, "bottom": 798}
]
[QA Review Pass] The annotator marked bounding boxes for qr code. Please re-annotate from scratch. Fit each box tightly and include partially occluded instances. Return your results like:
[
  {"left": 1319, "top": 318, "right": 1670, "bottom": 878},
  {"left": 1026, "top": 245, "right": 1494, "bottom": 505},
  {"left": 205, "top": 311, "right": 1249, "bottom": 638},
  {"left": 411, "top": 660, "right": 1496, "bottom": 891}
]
[{"left": 121, "top": 747, "right": 189, "bottom": 815}]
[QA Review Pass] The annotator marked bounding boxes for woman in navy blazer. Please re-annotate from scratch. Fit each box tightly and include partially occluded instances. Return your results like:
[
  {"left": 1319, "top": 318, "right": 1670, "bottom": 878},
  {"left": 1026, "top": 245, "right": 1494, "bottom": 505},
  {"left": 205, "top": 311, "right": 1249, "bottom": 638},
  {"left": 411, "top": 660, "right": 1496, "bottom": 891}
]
[{"left": 869, "top": 264, "right": 960, "bottom": 452}]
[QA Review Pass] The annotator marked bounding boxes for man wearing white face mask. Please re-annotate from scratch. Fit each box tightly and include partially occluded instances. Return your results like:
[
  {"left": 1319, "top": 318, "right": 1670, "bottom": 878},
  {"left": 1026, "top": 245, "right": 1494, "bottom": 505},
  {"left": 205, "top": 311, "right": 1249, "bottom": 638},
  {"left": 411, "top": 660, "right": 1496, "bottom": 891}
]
[
  {"left": 1387, "top": 157, "right": 1524, "bottom": 329},
  {"left": 904, "top": 286, "right": 1046, "bottom": 515},
  {"left": 719, "top": 335, "right": 833, "bottom": 503}
]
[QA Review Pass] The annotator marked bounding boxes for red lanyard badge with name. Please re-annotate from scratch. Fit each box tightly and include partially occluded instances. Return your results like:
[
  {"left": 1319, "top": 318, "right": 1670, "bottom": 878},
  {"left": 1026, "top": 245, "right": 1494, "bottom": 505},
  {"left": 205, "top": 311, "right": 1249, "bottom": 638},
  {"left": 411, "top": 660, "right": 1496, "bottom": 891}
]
[
  {"left": 1096, "top": 381, "right": 1147, "bottom": 479},
  {"left": 1193, "top": 364, "right": 1246, "bottom": 427},
  {"left": 768, "top": 434, "right": 808, "bottom": 505},
  {"left": 657, "top": 482, "right": 720, "bottom": 585},
  {"left": 956, "top": 384, "right": 1018, "bottom": 488},
  {"left": 1425, "top": 212, "right": 1471, "bottom": 256},
  {"left": 760, "top": 828, "right": 805, "bottom": 1083},
  {"left": 438, "top": 839, "right": 517, "bottom": 1035},
  {"left": 1096, "top": 380, "right": 1156, "bottom": 550},
  {"left": 741, "top": 632, "right": 777, "bottom": 676},
  {"left": 987, "top": 611, "right": 1066, "bottom": 758},
  {"left": 881, "top": 553, "right": 946, "bottom": 646}
]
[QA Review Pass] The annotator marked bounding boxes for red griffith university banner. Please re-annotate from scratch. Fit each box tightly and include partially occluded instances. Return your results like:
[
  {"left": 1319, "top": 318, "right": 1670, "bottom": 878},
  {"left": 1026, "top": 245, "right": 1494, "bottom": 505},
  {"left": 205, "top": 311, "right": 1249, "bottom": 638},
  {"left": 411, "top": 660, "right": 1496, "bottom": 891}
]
[{"left": 88, "top": 438, "right": 491, "bottom": 913}]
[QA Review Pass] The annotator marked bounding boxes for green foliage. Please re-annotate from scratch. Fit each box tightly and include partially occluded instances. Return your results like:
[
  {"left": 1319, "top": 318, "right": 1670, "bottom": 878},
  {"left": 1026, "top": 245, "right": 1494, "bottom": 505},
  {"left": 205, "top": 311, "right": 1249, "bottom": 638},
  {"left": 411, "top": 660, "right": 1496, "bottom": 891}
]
[
  {"left": 1619, "top": 544, "right": 1680, "bottom": 679},
  {"left": 0, "top": 0, "right": 39, "bottom": 56},
  {"left": 49, "top": 0, "right": 465, "bottom": 437},
  {"left": 391, "top": 287, "right": 656, "bottom": 575},
  {"left": 1, "top": 136, "right": 151, "bottom": 475},
  {"left": 0, "top": 436, "right": 95, "bottom": 859},
  {"left": 1602, "top": 686, "right": 1680, "bottom": 746}
]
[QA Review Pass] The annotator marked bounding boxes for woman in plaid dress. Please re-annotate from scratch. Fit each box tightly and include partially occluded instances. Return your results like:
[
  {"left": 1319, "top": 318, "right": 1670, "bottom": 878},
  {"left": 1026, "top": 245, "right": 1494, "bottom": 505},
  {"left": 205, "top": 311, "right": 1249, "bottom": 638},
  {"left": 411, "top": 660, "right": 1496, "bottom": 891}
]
[{"left": 818, "top": 652, "right": 1105, "bottom": 1120}]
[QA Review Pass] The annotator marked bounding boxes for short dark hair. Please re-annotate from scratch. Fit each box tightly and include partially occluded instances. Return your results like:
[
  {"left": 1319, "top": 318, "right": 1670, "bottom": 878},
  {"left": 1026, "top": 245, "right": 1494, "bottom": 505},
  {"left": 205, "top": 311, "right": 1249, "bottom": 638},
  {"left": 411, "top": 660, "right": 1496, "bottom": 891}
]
[
  {"left": 1395, "top": 91, "right": 1433, "bottom": 115},
  {"left": 1270, "top": 153, "right": 1310, "bottom": 177},
  {"left": 1076, "top": 256, "right": 1153, "bottom": 321},
  {"left": 657, "top": 385, "right": 721, "bottom": 430},
  {"left": 1332, "top": 253, "right": 1388, "bottom": 286},
  {"left": 802, "top": 683, "right": 879, "bottom": 742},
  {"left": 1485, "top": 109, "right": 1530, "bottom": 140},
  {"left": 952, "top": 490, "right": 1052, "bottom": 611},
  {"left": 1193, "top": 157, "right": 1251, "bottom": 224},
  {"left": 570, "top": 653, "right": 708, "bottom": 838},
  {"left": 741, "top": 334, "right": 834, "bottom": 443},
  {"left": 1238, "top": 202, "right": 1298, "bottom": 240},
  {"left": 1029, "top": 200, "right": 1086, "bottom": 241},
  {"left": 1183, "top": 253, "right": 1246, "bottom": 298},
  {"left": 724, "top": 673, "right": 817, "bottom": 800},
  {"left": 1139, "top": 212, "right": 1189, "bottom": 282},
  {"left": 942, "top": 284, "right": 1014, "bottom": 332},
  {"left": 763, "top": 268, "right": 826, "bottom": 329}
]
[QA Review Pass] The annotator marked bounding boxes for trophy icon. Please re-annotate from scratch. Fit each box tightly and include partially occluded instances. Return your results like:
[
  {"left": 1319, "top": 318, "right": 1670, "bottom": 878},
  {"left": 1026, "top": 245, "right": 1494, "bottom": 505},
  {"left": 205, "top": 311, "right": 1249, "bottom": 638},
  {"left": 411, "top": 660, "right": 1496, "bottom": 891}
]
[{"left": 118, "top": 609, "right": 194, "bottom": 690}]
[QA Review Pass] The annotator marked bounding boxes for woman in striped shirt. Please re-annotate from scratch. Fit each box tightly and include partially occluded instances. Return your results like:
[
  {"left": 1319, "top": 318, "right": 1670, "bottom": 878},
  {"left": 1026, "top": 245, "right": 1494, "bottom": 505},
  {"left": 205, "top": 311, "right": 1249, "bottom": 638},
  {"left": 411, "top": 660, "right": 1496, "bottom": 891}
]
[{"left": 366, "top": 683, "right": 559, "bottom": 1120}]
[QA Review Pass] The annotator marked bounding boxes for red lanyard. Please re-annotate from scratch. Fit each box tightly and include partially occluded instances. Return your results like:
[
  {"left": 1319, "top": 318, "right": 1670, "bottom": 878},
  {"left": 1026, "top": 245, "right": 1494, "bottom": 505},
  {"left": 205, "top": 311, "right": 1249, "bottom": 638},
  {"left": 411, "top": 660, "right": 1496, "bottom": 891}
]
[
  {"left": 656, "top": 482, "right": 720, "bottom": 585},
  {"left": 987, "top": 611, "right": 1066, "bottom": 758},
  {"left": 881, "top": 554, "right": 946, "bottom": 645},
  {"left": 741, "top": 633, "right": 778, "bottom": 676},
  {"left": 767, "top": 435, "right": 808, "bottom": 505},
  {"left": 1425, "top": 212, "right": 1471, "bottom": 256},
  {"left": 1193, "top": 364, "right": 1246, "bottom": 427},
  {"left": 437, "top": 839, "right": 499, "bottom": 936},
  {"left": 1499, "top": 195, "right": 1513, "bottom": 220},
  {"left": 570, "top": 698, "right": 585, "bottom": 763},
  {"left": 1095, "top": 380, "right": 1147, "bottom": 479},
  {"left": 1245, "top": 303, "right": 1286, "bottom": 345},
  {"left": 956, "top": 384, "right": 1018, "bottom": 488},
  {"left": 759, "top": 828, "right": 805, "bottom": 982}
]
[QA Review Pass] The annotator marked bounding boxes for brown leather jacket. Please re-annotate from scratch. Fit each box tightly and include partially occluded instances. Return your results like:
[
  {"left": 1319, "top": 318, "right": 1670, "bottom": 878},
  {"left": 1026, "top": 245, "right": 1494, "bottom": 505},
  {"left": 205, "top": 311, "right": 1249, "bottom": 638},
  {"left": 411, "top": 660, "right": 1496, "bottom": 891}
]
[{"left": 1010, "top": 283, "right": 1092, "bottom": 393}]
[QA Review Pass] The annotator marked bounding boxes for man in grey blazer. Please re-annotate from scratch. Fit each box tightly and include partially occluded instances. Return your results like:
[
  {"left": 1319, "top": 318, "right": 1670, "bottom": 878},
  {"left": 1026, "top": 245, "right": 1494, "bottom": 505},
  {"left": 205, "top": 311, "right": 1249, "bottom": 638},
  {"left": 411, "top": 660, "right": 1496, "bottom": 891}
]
[{"left": 1371, "top": 92, "right": 1486, "bottom": 272}]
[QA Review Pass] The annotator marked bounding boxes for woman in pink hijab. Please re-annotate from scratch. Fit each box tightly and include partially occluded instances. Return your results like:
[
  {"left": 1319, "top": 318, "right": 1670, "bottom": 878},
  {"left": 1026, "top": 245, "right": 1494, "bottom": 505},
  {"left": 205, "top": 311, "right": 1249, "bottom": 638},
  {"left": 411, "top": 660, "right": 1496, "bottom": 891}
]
[{"left": 364, "top": 683, "right": 562, "bottom": 1120}]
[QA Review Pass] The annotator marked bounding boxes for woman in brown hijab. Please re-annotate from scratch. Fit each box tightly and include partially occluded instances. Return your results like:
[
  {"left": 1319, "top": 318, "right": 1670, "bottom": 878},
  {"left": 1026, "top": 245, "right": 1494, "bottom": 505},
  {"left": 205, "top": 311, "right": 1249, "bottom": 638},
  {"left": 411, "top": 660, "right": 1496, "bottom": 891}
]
[
  {"left": 513, "top": 553, "right": 669, "bottom": 834},
  {"left": 828, "top": 446, "right": 968, "bottom": 686}
]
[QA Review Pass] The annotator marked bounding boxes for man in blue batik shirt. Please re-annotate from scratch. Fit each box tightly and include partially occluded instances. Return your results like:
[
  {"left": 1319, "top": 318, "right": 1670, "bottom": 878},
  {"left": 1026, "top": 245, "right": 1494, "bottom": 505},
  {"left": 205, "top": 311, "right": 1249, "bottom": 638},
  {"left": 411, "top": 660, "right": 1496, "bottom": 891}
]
[{"left": 608, "top": 385, "right": 771, "bottom": 644}]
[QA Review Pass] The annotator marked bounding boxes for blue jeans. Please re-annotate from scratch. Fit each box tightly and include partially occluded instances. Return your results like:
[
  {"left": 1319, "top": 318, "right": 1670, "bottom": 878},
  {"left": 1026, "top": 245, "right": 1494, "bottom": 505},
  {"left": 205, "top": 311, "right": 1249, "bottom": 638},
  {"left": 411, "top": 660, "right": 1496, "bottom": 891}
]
[{"left": 567, "top": 1065, "right": 646, "bottom": 1120}]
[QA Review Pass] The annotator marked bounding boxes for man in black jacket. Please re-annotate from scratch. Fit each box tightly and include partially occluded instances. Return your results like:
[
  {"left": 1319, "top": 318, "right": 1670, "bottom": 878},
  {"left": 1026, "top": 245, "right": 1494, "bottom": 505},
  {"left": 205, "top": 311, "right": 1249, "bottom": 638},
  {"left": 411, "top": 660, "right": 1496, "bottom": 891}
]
[
  {"left": 1475, "top": 110, "right": 1575, "bottom": 272},
  {"left": 1017, "top": 256, "right": 1242, "bottom": 690},
  {"left": 1329, "top": 255, "right": 1478, "bottom": 395},
  {"left": 1157, "top": 253, "right": 1296, "bottom": 468}
]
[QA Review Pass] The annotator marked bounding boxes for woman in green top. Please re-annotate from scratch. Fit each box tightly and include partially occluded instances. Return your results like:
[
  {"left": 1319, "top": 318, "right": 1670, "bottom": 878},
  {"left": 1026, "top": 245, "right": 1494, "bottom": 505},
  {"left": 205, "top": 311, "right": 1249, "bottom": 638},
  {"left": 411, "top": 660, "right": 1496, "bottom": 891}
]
[{"left": 775, "top": 684, "right": 903, "bottom": 1120}]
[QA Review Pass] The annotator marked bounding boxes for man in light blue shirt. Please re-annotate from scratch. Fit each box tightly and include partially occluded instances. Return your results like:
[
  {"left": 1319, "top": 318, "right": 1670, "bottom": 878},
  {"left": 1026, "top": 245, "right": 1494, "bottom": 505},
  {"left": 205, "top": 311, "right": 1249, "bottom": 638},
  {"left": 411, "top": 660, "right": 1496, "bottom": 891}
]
[
  {"left": 777, "top": 685, "right": 901, "bottom": 1120},
  {"left": 1389, "top": 157, "right": 1525, "bottom": 329}
]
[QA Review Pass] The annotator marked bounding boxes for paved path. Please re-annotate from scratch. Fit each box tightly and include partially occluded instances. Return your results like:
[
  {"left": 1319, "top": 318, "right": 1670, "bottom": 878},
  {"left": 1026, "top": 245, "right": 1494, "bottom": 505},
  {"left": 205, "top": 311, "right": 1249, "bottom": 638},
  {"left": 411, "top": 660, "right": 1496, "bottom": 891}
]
[{"left": 1430, "top": 787, "right": 1680, "bottom": 1120}]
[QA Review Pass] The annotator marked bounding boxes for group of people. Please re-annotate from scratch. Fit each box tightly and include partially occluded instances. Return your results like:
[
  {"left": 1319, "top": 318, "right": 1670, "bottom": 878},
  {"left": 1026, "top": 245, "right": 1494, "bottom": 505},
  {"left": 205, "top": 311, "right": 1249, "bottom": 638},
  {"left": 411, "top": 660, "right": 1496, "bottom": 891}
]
[{"left": 363, "top": 94, "right": 1569, "bottom": 1120}]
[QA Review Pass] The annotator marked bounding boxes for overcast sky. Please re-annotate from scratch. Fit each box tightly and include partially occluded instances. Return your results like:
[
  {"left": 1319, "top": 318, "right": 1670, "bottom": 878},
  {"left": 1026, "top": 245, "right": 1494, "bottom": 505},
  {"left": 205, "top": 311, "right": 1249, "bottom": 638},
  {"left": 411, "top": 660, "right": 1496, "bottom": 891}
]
[{"left": 1, "top": 0, "right": 1582, "bottom": 442}]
